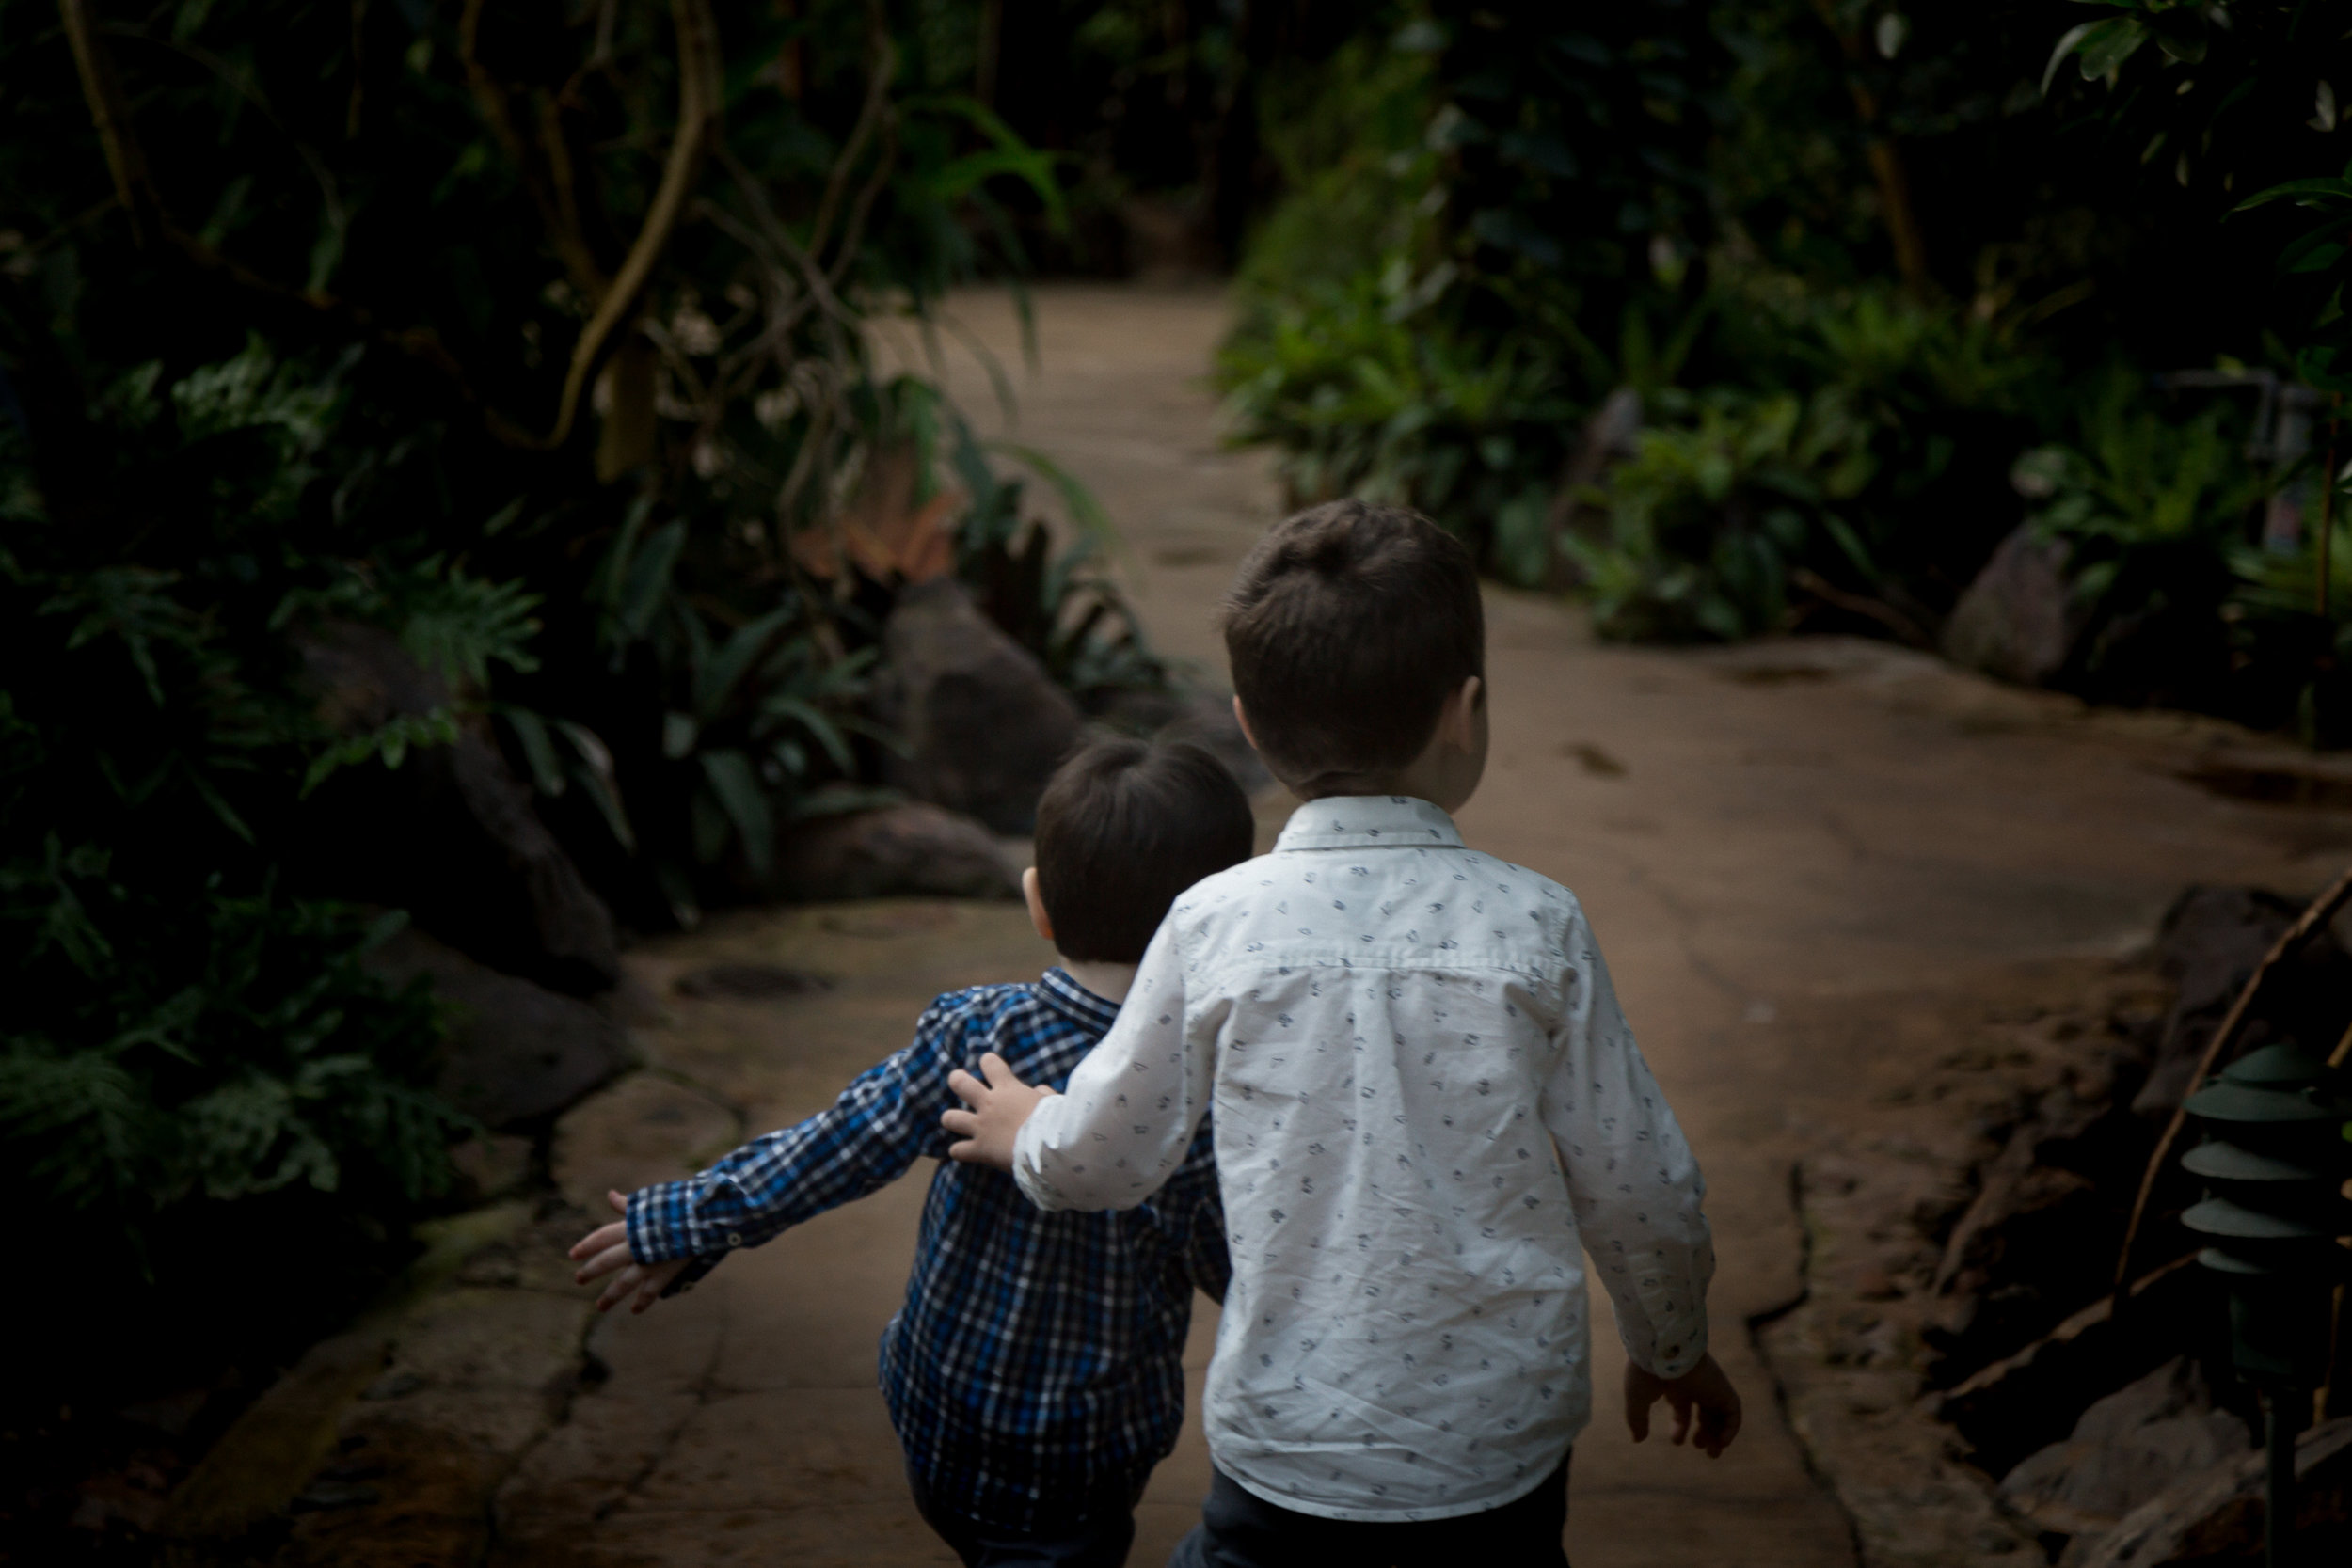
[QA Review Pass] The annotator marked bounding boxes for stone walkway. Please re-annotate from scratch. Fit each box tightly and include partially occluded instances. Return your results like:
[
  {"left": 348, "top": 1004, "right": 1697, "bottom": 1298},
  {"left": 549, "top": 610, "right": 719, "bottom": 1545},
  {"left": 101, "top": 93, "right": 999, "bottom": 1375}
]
[{"left": 255, "top": 286, "right": 2347, "bottom": 1568}]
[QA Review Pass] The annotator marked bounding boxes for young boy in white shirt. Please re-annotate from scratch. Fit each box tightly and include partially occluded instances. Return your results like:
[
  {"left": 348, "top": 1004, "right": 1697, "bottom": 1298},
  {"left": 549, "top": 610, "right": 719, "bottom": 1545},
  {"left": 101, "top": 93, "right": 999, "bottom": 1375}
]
[{"left": 943, "top": 500, "right": 1741, "bottom": 1565}]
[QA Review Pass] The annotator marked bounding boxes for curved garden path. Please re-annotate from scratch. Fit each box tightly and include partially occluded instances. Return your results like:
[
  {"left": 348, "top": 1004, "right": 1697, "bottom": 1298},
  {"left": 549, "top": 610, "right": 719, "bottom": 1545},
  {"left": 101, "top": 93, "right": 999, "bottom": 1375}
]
[{"left": 485, "top": 286, "right": 2335, "bottom": 1567}]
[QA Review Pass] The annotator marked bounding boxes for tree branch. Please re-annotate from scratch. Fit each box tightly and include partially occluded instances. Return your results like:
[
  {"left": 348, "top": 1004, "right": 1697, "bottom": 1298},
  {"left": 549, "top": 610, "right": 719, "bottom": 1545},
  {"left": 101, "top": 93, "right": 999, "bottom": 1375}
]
[
  {"left": 457, "top": 0, "right": 612, "bottom": 301},
  {"left": 537, "top": 0, "right": 724, "bottom": 454},
  {"left": 806, "top": 0, "right": 896, "bottom": 264},
  {"left": 58, "top": 0, "right": 162, "bottom": 245}
]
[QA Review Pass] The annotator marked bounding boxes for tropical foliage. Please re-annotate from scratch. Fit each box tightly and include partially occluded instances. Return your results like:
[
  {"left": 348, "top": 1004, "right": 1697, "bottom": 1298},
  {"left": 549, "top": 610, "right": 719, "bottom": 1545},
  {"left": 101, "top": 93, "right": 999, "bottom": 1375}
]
[
  {"left": 1219, "top": 0, "right": 2352, "bottom": 740},
  {"left": 0, "top": 0, "right": 1164, "bottom": 1389}
]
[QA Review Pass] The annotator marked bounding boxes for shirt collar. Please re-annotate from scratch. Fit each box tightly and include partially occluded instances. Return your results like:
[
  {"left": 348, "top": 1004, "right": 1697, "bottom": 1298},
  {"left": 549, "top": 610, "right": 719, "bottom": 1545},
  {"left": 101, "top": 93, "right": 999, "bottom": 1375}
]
[
  {"left": 1273, "top": 794, "right": 1464, "bottom": 853},
  {"left": 1037, "top": 965, "right": 1122, "bottom": 1031}
]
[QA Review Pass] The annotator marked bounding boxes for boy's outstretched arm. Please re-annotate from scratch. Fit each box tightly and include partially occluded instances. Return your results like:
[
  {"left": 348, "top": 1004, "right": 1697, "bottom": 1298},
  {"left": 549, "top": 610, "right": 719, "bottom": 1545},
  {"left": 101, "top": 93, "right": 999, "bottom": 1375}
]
[
  {"left": 570, "top": 994, "right": 987, "bottom": 1307},
  {"left": 1625, "top": 1353, "right": 1742, "bottom": 1459}
]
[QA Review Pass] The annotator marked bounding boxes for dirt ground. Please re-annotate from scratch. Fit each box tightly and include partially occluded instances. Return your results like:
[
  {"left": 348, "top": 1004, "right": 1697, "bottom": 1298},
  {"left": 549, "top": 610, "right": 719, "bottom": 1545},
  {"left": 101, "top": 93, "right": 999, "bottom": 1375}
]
[{"left": 256, "top": 287, "right": 2352, "bottom": 1568}]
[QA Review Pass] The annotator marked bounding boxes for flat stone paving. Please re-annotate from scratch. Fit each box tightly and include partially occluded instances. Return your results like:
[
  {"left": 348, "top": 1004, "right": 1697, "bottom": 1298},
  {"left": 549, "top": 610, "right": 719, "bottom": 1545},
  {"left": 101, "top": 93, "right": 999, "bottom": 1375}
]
[{"left": 492, "top": 286, "right": 2342, "bottom": 1567}]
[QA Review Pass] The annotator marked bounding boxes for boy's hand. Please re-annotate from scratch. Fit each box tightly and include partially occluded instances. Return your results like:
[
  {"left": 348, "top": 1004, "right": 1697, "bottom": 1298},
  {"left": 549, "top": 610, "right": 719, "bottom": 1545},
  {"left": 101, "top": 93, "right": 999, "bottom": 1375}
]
[
  {"left": 1625, "top": 1352, "right": 1742, "bottom": 1459},
  {"left": 941, "top": 1053, "right": 1056, "bottom": 1171},
  {"left": 569, "top": 1189, "right": 691, "bottom": 1314}
]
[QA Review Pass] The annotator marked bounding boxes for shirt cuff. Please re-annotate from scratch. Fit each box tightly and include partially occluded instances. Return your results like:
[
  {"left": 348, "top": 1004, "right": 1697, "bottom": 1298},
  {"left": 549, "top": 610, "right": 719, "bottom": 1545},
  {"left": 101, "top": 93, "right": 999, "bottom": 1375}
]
[
  {"left": 627, "top": 1178, "right": 713, "bottom": 1263},
  {"left": 660, "top": 1253, "right": 723, "bottom": 1298},
  {"left": 1009, "top": 1101, "right": 1068, "bottom": 1212},
  {"left": 1635, "top": 1322, "right": 1708, "bottom": 1381}
]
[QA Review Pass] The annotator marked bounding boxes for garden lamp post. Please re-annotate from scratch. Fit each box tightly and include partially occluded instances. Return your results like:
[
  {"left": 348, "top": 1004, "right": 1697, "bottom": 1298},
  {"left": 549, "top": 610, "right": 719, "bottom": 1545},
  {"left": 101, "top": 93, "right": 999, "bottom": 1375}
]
[{"left": 2180, "top": 1042, "right": 2352, "bottom": 1568}]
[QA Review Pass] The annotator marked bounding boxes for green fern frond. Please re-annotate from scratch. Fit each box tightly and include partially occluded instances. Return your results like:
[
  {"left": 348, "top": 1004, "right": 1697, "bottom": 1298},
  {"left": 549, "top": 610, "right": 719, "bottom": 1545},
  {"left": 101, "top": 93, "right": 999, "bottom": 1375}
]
[
  {"left": 0, "top": 1045, "right": 156, "bottom": 1211},
  {"left": 400, "top": 568, "right": 543, "bottom": 689}
]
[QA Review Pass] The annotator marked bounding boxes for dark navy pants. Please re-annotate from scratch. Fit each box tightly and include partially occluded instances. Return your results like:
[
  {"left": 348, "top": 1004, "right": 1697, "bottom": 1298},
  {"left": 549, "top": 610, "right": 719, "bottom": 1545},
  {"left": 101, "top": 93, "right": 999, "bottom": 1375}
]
[
  {"left": 1167, "top": 1453, "right": 1572, "bottom": 1568},
  {"left": 907, "top": 1465, "right": 1149, "bottom": 1568}
]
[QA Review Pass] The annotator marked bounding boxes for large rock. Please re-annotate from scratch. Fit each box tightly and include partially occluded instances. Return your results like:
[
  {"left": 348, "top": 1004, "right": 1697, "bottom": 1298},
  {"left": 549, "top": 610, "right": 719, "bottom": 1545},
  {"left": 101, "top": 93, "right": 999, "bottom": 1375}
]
[
  {"left": 368, "top": 927, "right": 633, "bottom": 1129},
  {"left": 1942, "top": 523, "right": 2079, "bottom": 687},
  {"left": 2132, "top": 887, "right": 2352, "bottom": 1117},
  {"left": 2072, "top": 1415, "right": 2352, "bottom": 1566},
  {"left": 294, "top": 622, "right": 621, "bottom": 994},
  {"left": 872, "top": 578, "right": 1085, "bottom": 834},
  {"left": 772, "top": 802, "right": 1019, "bottom": 901},
  {"left": 1999, "top": 1357, "right": 2251, "bottom": 1540}
]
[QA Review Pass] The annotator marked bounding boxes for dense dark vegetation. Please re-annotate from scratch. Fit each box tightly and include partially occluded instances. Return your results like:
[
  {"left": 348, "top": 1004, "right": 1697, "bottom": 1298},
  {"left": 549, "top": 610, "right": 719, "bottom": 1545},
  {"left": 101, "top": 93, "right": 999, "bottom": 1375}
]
[
  {"left": 1220, "top": 2, "right": 2352, "bottom": 738},
  {"left": 0, "top": 0, "right": 1181, "bottom": 1445}
]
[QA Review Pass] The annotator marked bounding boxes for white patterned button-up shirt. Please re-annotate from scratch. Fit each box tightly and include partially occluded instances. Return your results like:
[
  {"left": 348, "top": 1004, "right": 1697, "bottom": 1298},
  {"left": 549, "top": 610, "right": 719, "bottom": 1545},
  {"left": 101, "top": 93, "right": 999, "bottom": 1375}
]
[{"left": 1012, "top": 795, "right": 1715, "bottom": 1522}]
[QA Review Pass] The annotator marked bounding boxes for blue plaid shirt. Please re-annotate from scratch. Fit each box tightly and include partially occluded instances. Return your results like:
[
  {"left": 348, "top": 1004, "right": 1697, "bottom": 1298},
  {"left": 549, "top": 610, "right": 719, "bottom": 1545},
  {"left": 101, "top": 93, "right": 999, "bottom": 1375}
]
[{"left": 627, "top": 968, "right": 1228, "bottom": 1531}]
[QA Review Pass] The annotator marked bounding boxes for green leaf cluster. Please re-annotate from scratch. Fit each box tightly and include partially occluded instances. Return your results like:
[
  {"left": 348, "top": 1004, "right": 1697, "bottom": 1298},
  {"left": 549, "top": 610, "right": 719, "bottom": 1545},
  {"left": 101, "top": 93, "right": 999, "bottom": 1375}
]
[{"left": 0, "top": 0, "right": 1146, "bottom": 1365}]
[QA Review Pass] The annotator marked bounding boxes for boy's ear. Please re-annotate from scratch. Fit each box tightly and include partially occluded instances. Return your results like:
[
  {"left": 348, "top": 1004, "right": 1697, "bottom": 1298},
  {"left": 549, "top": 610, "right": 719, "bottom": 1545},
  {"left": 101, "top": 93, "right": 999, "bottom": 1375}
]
[
  {"left": 1231, "top": 694, "right": 1261, "bottom": 753},
  {"left": 1441, "top": 676, "right": 1484, "bottom": 747},
  {"left": 1022, "top": 867, "right": 1054, "bottom": 944}
]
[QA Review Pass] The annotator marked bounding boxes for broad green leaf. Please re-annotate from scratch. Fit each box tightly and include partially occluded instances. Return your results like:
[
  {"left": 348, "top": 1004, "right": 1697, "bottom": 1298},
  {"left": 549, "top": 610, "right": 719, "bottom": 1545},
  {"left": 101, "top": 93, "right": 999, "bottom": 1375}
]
[
  {"left": 697, "top": 750, "right": 773, "bottom": 872},
  {"left": 615, "top": 520, "right": 686, "bottom": 645},
  {"left": 500, "top": 707, "right": 567, "bottom": 796},
  {"left": 695, "top": 607, "right": 796, "bottom": 720},
  {"left": 766, "top": 695, "right": 855, "bottom": 773},
  {"left": 557, "top": 721, "right": 637, "bottom": 852},
  {"left": 2075, "top": 19, "right": 2148, "bottom": 82},
  {"left": 2233, "top": 177, "right": 2352, "bottom": 213}
]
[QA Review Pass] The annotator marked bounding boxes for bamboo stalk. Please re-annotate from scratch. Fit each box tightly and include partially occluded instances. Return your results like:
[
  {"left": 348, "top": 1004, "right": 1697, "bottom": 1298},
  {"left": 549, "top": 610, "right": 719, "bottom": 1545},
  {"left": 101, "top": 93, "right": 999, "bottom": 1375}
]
[
  {"left": 1810, "top": 0, "right": 1930, "bottom": 293},
  {"left": 57, "top": 0, "right": 160, "bottom": 244}
]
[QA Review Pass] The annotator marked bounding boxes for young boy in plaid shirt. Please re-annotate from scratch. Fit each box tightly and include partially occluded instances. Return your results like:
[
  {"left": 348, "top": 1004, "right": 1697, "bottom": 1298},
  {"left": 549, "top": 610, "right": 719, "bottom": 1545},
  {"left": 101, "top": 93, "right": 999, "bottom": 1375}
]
[{"left": 569, "top": 738, "right": 1255, "bottom": 1567}]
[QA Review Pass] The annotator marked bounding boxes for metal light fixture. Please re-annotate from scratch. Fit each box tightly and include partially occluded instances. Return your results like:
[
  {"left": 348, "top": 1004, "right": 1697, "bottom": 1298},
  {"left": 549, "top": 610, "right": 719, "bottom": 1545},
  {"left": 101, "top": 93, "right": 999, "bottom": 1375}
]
[{"left": 2181, "top": 1042, "right": 2352, "bottom": 1567}]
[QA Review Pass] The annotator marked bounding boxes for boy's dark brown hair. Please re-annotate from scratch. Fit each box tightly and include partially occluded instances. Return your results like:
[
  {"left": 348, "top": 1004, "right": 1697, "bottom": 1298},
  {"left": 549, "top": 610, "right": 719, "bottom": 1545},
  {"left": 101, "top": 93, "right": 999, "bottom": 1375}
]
[
  {"left": 1221, "top": 499, "right": 1484, "bottom": 787},
  {"left": 1033, "top": 738, "right": 1255, "bottom": 964}
]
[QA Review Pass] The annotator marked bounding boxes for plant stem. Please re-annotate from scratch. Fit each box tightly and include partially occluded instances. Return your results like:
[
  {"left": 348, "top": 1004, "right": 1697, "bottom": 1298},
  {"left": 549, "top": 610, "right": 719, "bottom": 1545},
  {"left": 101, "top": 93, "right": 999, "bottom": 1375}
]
[{"left": 2318, "top": 393, "right": 2341, "bottom": 621}]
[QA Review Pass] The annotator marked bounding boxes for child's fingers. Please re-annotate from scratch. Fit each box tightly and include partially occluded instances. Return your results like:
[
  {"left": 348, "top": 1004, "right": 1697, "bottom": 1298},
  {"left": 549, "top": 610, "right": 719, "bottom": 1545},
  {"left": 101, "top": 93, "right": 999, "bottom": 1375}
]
[
  {"left": 946, "top": 1134, "right": 984, "bottom": 1164},
  {"left": 607, "top": 1188, "right": 628, "bottom": 1215},
  {"left": 941, "top": 1106, "right": 978, "bottom": 1139},
  {"left": 596, "top": 1264, "right": 643, "bottom": 1313},
  {"left": 1706, "top": 1399, "right": 1743, "bottom": 1456},
  {"left": 568, "top": 1220, "right": 628, "bottom": 1261},
  {"left": 1624, "top": 1385, "right": 1651, "bottom": 1443},
  {"left": 946, "top": 1068, "right": 983, "bottom": 1107},
  {"left": 981, "top": 1052, "right": 1041, "bottom": 1093},
  {"left": 1669, "top": 1393, "right": 1694, "bottom": 1447},
  {"left": 574, "top": 1240, "right": 634, "bottom": 1285},
  {"left": 1685, "top": 1390, "right": 1739, "bottom": 1457}
]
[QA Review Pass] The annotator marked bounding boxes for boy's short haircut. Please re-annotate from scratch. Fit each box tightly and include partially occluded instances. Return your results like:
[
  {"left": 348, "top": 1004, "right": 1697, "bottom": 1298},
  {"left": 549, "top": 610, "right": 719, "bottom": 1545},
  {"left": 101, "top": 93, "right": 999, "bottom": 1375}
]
[
  {"left": 1033, "top": 738, "right": 1255, "bottom": 964},
  {"left": 1221, "top": 500, "right": 1484, "bottom": 786}
]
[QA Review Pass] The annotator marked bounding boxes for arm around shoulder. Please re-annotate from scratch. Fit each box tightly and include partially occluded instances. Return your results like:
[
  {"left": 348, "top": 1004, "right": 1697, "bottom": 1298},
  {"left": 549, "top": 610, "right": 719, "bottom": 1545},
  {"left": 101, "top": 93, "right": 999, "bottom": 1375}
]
[{"left": 1009, "top": 920, "right": 1213, "bottom": 1213}]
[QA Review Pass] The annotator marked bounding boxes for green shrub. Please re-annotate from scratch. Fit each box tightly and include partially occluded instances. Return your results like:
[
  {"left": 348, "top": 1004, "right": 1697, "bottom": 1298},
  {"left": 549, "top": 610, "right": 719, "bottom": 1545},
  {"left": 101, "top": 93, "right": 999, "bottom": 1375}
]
[
  {"left": 2019, "top": 384, "right": 2258, "bottom": 634},
  {"left": 1570, "top": 284, "right": 2048, "bottom": 641},
  {"left": 2, "top": 0, "right": 1159, "bottom": 1376},
  {"left": 1216, "top": 265, "right": 1573, "bottom": 580},
  {"left": 0, "top": 335, "right": 486, "bottom": 1386},
  {"left": 1238, "top": 29, "right": 1435, "bottom": 302},
  {"left": 1570, "top": 390, "right": 1868, "bottom": 641}
]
